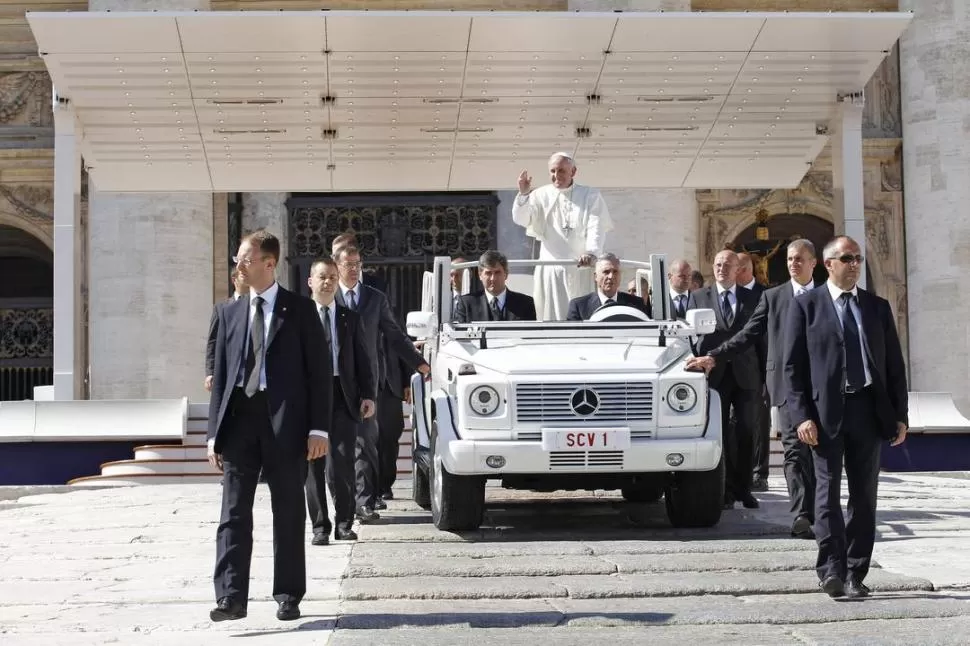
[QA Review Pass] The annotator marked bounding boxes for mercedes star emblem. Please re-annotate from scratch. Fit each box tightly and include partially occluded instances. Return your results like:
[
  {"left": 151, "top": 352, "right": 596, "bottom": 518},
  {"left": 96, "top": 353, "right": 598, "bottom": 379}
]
[{"left": 570, "top": 388, "right": 601, "bottom": 416}]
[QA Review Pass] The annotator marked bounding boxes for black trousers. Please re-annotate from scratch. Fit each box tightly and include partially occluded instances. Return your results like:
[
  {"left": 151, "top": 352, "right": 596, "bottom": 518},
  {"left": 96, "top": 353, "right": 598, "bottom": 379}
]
[
  {"left": 377, "top": 387, "right": 405, "bottom": 496},
  {"left": 777, "top": 403, "right": 816, "bottom": 522},
  {"left": 355, "top": 415, "right": 380, "bottom": 510},
  {"left": 812, "top": 388, "right": 882, "bottom": 583},
  {"left": 305, "top": 379, "right": 358, "bottom": 536},
  {"left": 714, "top": 368, "right": 758, "bottom": 502},
  {"left": 213, "top": 389, "right": 306, "bottom": 605},
  {"left": 752, "top": 387, "right": 771, "bottom": 479}
]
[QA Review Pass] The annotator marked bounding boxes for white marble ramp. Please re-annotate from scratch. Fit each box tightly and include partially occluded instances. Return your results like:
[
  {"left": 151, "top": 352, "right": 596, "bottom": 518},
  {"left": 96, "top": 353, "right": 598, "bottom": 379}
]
[{"left": 2, "top": 474, "right": 970, "bottom": 644}]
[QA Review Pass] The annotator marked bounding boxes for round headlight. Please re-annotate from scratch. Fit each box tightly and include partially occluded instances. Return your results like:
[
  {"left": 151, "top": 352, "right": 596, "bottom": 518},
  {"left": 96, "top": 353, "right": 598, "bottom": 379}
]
[
  {"left": 667, "top": 383, "right": 698, "bottom": 412},
  {"left": 469, "top": 385, "right": 500, "bottom": 416}
]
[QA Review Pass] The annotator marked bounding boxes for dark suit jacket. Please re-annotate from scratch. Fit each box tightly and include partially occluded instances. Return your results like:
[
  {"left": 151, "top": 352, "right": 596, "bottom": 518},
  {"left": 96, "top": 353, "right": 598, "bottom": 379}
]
[
  {"left": 454, "top": 290, "right": 537, "bottom": 323},
  {"left": 362, "top": 272, "right": 387, "bottom": 294},
  {"left": 205, "top": 296, "right": 238, "bottom": 376},
  {"left": 710, "top": 281, "right": 822, "bottom": 407},
  {"left": 783, "top": 285, "right": 908, "bottom": 440},
  {"left": 207, "top": 286, "right": 332, "bottom": 456},
  {"left": 668, "top": 292, "right": 690, "bottom": 319},
  {"left": 335, "top": 283, "right": 426, "bottom": 387},
  {"left": 330, "top": 304, "right": 377, "bottom": 418},
  {"left": 381, "top": 340, "right": 412, "bottom": 399},
  {"left": 566, "top": 291, "right": 649, "bottom": 321},
  {"left": 686, "top": 284, "right": 761, "bottom": 391},
  {"left": 744, "top": 282, "right": 768, "bottom": 380}
]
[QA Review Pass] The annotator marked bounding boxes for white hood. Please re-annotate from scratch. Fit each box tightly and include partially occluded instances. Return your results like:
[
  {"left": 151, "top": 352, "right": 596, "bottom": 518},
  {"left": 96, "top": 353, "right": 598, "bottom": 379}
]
[{"left": 449, "top": 340, "right": 690, "bottom": 375}]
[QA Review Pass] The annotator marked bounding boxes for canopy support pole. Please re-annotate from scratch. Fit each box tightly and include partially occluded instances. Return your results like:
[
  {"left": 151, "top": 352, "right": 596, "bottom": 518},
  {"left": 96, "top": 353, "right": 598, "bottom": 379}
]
[
  {"left": 829, "top": 91, "right": 867, "bottom": 287},
  {"left": 52, "top": 92, "right": 82, "bottom": 400}
]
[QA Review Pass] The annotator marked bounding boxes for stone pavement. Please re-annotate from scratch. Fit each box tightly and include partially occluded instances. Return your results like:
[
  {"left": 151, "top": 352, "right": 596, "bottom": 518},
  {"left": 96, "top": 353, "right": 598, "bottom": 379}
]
[{"left": 2, "top": 473, "right": 970, "bottom": 644}]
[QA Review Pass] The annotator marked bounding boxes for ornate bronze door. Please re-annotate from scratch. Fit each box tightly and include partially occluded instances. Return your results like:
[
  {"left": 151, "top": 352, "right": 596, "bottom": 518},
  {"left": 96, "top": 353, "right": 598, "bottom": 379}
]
[{"left": 286, "top": 193, "right": 497, "bottom": 323}]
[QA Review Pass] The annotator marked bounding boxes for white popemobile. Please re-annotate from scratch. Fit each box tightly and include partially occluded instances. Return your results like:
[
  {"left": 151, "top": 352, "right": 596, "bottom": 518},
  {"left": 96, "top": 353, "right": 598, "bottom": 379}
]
[{"left": 406, "top": 255, "right": 725, "bottom": 531}]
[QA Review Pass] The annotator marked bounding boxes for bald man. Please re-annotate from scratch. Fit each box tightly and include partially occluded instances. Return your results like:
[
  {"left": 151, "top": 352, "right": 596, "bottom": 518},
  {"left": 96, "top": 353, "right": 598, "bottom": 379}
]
[{"left": 686, "top": 250, "right": 762, "bottom": 510}]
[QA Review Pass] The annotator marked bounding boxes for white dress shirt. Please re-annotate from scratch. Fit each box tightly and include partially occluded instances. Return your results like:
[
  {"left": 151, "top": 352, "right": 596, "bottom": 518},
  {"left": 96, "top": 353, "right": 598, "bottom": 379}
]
[
  {"left": 339, "top": 281, "right": 361, "bottom": 308},
  {"left": 486, "top": 289, "right": 507, "bottom": 311},
  {"left": 318, "top": 302, "right": 340, "bottom": 377},
  {"left": 743, "top": 278, "right": 757, "bottom": 290},
  {"left": 791, "top": 279, "right": 815, "bottom": 297},
  {"left": 598, "top": 290, "right": 620, "bottom": 306},
  {"left": 826, "top": 280, "right": 873, "bottom": 387}
]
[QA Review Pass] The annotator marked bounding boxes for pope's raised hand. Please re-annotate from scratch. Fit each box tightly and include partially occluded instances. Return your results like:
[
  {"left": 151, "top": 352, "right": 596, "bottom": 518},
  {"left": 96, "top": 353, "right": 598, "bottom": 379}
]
[{"left": 517, "top": 170, "right": 532, "bottom": 194}]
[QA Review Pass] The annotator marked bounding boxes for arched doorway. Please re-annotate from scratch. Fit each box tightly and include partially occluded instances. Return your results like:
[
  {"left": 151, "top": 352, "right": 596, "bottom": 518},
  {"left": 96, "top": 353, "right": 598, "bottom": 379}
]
[
  {"left": 0, "top": 225, "right": 54, "bottom": 400},
  {"left": 730, "top": 213, "right": 873, "bottom": 291}
]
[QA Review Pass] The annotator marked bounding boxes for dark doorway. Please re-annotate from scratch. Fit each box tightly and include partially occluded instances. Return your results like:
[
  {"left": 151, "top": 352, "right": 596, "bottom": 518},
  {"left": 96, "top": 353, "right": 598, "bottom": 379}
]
[
  {"left": 0, "top": 225, "right": 54, "bottom": 401},
  {"left": 286, "top": 193, "right": 497, "bottom": 324},
  {"left": 731, "top": 213, "right": 873, "bottom": 291}
]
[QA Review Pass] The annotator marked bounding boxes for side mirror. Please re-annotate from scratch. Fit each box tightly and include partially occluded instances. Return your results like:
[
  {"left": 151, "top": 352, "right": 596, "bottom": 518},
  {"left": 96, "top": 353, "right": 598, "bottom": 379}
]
[
  {"left": 686, "top": 308, "right": 717, "bottom": 335},
  {"left": 406, "top": 310, "right": 436, "bottom": 340}
]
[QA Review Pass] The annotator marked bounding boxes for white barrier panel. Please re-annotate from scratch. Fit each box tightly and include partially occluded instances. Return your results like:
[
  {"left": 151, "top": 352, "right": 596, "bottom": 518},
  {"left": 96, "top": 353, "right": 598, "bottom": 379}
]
[
  {"left": 907, "top": 392, "right": 970, "bottom": 434},
  {"left": 0, "top": 398, "right": 188, "bottom": 442}
]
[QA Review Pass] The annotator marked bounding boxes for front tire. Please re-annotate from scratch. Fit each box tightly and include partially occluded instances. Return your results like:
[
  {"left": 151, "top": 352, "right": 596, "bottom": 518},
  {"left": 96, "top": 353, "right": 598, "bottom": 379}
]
[
  {"left": 430, "top": 425, "right": 486, "bottom": 531},
  {"left": 664, "top": 457, "right": 724, "bottom": 528}
]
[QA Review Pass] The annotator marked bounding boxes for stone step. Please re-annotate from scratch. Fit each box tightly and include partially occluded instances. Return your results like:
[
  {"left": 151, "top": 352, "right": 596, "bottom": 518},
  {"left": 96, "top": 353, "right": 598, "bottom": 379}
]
[
  {"left": 334, "top": 592, "right": 970, "bottom": 630},
  {"left": 134, "top": 444, "right": 208, "bottom": 460},
  {"left": 99, "top": 458, "right": 214, "bottom": 477},
  {"left": 68, "top": 472, "right": 223, "bottom": 485},
  {"left": 340, "top": 569, "right": 933, "bottom": 601}
]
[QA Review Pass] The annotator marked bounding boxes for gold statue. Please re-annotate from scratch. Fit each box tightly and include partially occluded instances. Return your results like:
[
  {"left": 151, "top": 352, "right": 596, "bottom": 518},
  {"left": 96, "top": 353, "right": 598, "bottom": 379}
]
[{"left": 749, "top": 240, "right": 785, "bottom": 286}]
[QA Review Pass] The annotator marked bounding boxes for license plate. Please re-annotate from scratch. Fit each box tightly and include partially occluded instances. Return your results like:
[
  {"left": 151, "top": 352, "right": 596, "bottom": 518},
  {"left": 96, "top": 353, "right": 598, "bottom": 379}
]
[{"left": 541, "top": 429, "right": 631, "bottom": 451}]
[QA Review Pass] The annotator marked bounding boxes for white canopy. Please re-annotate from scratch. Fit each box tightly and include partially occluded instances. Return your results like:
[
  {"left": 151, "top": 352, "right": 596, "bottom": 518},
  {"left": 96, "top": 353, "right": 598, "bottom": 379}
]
[{"left": 28, "top": 10, "right": 910, "bottom": 193}]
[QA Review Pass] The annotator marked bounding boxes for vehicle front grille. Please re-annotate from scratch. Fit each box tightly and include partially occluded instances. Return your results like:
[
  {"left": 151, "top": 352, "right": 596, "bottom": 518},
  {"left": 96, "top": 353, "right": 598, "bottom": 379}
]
[
  {"left": 514, "top": 381, "right": 655, "bottom": 426},
  {"left": 549, "top": 451, "right": 625, "bottom": 471}
]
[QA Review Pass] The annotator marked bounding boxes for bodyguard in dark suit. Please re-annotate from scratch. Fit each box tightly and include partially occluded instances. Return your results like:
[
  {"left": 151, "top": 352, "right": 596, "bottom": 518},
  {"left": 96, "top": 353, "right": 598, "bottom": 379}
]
[
  {"left": 305, "top": 257, "right": 376, "bottom": 545},
  {"left": 377, "top": 349, "right": 411, "bottom": 503},
  {"left": 666, "top": 259, "right": 693, "bottom": 319},
  {"left": 566, "top": 253, "right": 647, "bottom": 321},
  {"left": 454, "top": 250, "right": 538, "bottom": 323},
  {"left": 784, "top": 235, "right": 908, "bottom": 599},
  {"left": 688, "top": 239, "right": 821, "bottom": 538},
  {"left": 205, "top": 268, "right": 247, "bottom": 393},
  {"left": 334, "top": 245, "right": 430, "bottom": 522},
  {"left": 686, "top": 250, "right": 761, "bottom": 510},
  {"left": 737, "top": 252, "right": 771, "bottom": 491},
  {"left": 206, "top": 231, "right": 331, "bottom": 623}
]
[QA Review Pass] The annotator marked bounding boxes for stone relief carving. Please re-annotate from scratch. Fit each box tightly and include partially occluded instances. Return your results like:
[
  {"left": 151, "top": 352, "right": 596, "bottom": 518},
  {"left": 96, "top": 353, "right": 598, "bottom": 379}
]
[
  {"left": 862, "top": 45, "right": 901, "bottom": 139},
  {"left": 0, "top": 306, "right": 53, "bottom": 360},
  {"left": 881, "top": 145, "right": 903, "bottom": 191},
  {"left": 864, "top": 205, "right": 893, "bottom": 259},
  {"left": 0, "top": 72, "right": 53, "bottom": 127},
  {"left": 0, "top": 184, "right": 53, "bottom": 229}
]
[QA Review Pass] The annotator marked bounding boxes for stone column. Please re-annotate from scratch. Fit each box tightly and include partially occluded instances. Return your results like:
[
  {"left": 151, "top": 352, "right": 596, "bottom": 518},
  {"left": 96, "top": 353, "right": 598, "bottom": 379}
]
[
  {"left": 241, "top": 192, "right": 290, "bottom": 288},
  {"left": 829, "top": 94, "right": 867, "bottom": 288},
  {"left": 899, "top": 0, "right": 970, "bottom": 414},
  {"left": 567, "top": 0, "right": 698, "bottom": 269},
  {"left": 87, "top": 0, "right": 212, "bottom": 400}
]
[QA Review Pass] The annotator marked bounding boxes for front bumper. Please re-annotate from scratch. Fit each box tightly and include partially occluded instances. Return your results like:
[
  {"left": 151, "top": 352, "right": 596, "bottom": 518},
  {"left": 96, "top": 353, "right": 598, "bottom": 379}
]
[{"left": 438, "top": 437, "right": 722, "bottom": 476}]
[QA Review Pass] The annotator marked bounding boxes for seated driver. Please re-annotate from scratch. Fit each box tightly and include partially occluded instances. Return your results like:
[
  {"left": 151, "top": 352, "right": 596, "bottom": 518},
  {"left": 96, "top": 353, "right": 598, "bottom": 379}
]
[
  {"left": 567, "top": 253, "right": 650, "bottom": 321},
  {"left": 453, "top": 250, "right": 537, "bottom": 323}
]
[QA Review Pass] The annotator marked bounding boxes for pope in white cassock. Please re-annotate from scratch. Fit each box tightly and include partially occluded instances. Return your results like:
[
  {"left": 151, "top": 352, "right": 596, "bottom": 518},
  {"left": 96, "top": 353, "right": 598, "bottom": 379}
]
[{"left": 512, "top": 152, "right": 613, "bottom": 321}]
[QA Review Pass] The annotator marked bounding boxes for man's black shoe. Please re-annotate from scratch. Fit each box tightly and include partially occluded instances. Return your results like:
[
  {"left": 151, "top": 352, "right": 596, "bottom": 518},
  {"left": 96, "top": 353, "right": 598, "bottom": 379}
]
[
  {"left": 374, "top": 498, "right": 388, "bottom": 511},
  {"left": 739, "top": 493, "right": 760, "bottom": 509},
  {"left": 845, "top": 579, "right": 871, "bottom": 598},
  {"left": 821, "top": 575, "right": 845, "bottom": 598},
  {"left": 276, "top": 600, "right": 301, "bottom": 621},
  {"left": 335, "top": 528, "right": 358, "bottom": 541},
  {"left": 210, "top": 597, "right": 247, "bottom": 622},
  {"left": 356, "top": 506, "right": 380, "bottom": 523},
  {"left": 311, "top": 533, "right": 329, "bottom": 546},
  {"left": 751, "top": 476, "right": 769, "bottom": 492},
  {"left": 381, "top": 490, "right": 395, "bottom": 500},
  {"left": 791, "top": 515, "right": 815, "bottom": 539}
]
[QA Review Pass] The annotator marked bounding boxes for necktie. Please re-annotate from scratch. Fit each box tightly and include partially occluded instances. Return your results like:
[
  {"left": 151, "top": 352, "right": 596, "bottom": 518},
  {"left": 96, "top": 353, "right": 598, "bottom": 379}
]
[
  {"left": 721, "top": 290, "right": 734, "bottom": 327},
  {"left": 676, "top": 294, "right": 686, "bottom": 317},
  {"left": 489, "top": 298, "right": 503, "bottom": 321},
  {"left": 347, "top": 289, "right": 357, "bottom": 311},
  {"left": 244, "top": 296, "right": 265, "bottom": 397},
  {"left": 840, "top": 292, "right": 866, "bottom": 391},
  {"left": 321, "top": 307, "right": 333, "bottom": 355},
  {"left": 605, "top": 298, "right": 616, "bottom": 306}
]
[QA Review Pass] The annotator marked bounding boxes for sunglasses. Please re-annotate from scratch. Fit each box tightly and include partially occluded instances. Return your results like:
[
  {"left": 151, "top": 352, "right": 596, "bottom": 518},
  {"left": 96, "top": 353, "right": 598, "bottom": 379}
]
[{"left": 832, "top": 254, "right": 864, "bottom": 265}]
